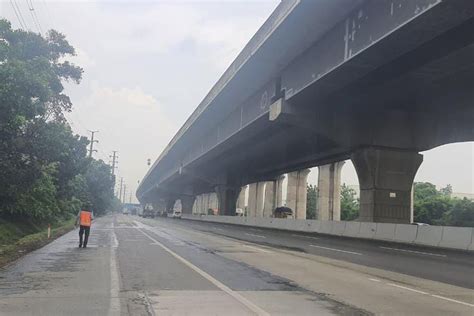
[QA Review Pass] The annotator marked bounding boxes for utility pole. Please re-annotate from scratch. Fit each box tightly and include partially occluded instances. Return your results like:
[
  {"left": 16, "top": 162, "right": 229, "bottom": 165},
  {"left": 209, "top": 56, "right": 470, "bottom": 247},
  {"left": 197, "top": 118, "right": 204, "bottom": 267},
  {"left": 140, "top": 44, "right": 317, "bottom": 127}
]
[
  {"left": 119, "top": 177, "right": 123, "bottom": 202},
  {"left": 123, "top": 185, "right": 127, "bottom": 204},
  {"left": 109, "top": 151, "right": 118, "bottom": 175},
  {"left": 88, "top": 130, "right": 99, "bottom": 157},
  {"left": 129, "top": 191, "right": 132, "bottom": 204}
]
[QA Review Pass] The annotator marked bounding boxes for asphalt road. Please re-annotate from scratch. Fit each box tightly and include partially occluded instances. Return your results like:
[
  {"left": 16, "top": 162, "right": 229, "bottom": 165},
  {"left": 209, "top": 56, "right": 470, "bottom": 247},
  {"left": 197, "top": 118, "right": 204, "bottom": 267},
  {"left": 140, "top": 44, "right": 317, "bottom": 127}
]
[
  {"left": 0, "top": 214, "right": 472, "bottom": 315},
  {"left": 172, "top": 217, "right": 474, "bottom": 289}
]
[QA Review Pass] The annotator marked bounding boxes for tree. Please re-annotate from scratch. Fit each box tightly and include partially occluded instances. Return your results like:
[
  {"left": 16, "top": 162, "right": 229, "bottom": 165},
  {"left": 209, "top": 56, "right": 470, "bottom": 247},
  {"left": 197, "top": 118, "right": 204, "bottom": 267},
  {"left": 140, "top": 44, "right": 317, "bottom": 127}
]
[
  {"left": 340, "top": 184, "right": 359, "bottom": 221},
  {"left": 0, "top": 19, "right": 83, "bottom": 218},
  {"left": 306, "top": 184, "right": 317, "bottom": 219},
  {"left": 440, "top": 184, "right": 453, "bottom": 197}
]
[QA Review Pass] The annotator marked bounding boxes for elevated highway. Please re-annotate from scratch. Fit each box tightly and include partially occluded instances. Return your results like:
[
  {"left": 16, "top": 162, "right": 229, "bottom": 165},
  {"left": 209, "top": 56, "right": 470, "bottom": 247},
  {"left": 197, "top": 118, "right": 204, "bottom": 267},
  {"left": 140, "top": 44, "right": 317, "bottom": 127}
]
[{"left": 138, "top": 0, "right": 474, "bottom": 223}]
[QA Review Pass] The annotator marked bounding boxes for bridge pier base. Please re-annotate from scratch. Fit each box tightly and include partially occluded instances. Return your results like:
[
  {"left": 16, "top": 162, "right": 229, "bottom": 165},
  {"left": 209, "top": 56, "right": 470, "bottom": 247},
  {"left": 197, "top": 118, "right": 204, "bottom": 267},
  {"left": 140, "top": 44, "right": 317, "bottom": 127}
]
[
  {"left": 263, "top": 181, "right": 275, "bottom": 218},
  {"left": 236, "top": 186, "right": 247, "bottom": 210},
  {"left": 287, "top": 169, "right": 310, "bottom": 219},
  {"left": 180, "top": 195, "right": 195, "bottom": 215},
  {"left": 248, "top": 182, "right": 265, "bottom": 217},
  {"left": 215, "top": 186, "right": 240, "bottom": 216},
  {"left": 317, "top": 162, "right": 345, "bottom": 221},
  {"left": 351, "top": 147, "right": 422, "bottom": 223}
]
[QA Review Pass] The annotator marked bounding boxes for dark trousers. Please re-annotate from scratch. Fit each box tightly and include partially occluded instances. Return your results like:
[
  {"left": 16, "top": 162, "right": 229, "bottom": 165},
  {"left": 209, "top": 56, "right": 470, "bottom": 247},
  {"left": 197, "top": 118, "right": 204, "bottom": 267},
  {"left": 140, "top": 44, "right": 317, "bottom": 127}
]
[{"left": 79, "top": 225, "right": 90, "bottom": 247}]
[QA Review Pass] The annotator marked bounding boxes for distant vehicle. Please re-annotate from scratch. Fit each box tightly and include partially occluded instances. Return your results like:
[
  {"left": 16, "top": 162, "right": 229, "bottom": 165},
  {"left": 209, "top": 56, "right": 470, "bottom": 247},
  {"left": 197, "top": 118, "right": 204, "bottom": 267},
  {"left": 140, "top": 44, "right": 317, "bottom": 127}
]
[
  {"left": 274, "top": 206, "right": 293, "bottom": 218},
  {"left": 412, "top": 222, "right": 430, "bottom": 226},
  {"left": 122, "top": 208, "right": 129, "bottom": 215},
  {"left": 143, "top": 204, "right": 155, "bottom": 218},
  {"left": 235, "top": 208, "right": 244, "bottom": 216},
  {"left": 170, "top": 210, "right": 182, "bottom": 219}
]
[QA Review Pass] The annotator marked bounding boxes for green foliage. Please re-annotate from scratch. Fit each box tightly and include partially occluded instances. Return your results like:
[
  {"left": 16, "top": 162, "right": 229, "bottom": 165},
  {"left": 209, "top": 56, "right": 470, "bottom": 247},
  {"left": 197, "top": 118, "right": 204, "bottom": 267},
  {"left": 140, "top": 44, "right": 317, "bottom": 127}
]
[
  {"left": 0, "top": 19, "right": 115, "bottom": 222},
  {"left": 341, "top": 184, "right": 359, "bottom": 221},
  {"left": 414, "top": 182, "right": 474, "bottom": 227},
  {"left": 306, "top": 184, "right": 317, "bottom": 219}
]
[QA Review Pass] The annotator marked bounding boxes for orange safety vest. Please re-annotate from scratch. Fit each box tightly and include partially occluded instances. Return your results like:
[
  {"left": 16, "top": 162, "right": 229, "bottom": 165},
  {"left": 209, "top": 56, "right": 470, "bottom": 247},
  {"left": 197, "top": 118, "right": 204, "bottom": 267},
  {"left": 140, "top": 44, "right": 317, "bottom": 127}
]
[{"left": 79, "top": 210, "right": 92, "bottom": 227}]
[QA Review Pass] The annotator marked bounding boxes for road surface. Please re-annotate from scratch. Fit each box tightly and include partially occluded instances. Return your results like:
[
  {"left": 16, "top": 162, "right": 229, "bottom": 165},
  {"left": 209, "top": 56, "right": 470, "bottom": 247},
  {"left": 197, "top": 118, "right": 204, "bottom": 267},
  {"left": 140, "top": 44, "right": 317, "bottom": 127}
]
[{"left": 0, "top": 214, "right": 472, "bottom": 315}]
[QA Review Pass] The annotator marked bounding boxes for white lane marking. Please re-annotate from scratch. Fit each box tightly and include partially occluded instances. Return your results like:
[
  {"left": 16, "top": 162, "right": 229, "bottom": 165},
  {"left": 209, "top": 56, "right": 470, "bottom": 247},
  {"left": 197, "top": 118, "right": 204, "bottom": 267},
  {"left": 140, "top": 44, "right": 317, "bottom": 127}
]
[
  {"left": 431, "top": 294, "right": 474, "bottom": 308},
  {"left": 137, "top": 228, "right": 270, "bottom": 316},
  {"left": 249, "top": 228, "right": 263, "bottom": 232},
  {"left": 243, "top": 245, "right": 273, "bottom": 254},
  {"left": 309, "top": 244, "right": 363, "bottom": 256},
  {"left": 379, "top": 246, "right": 447, "bottom": 257},
  {"left": 291, "top": 234, "right": 319, "bottom": 240},
  {"left": 387, "top": 283, "right": 429, "bottom": 295},
  {"left": 245, "top": 233, "right": 266, "bottom": 238},
  {"left": 213, "top": 227, "right": 223, "bottom": 231},
  {"left": 108, "top": 229, "right": 121, "bottom": 316},
  {"left": 368, "top": 278, "right": 381, "bottom": 282}
]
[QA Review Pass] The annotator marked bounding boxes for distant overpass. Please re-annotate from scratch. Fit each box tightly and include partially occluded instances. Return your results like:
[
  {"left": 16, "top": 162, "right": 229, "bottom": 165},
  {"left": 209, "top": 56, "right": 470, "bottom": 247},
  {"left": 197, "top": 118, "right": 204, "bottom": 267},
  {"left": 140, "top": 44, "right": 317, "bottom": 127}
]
[{"left": 138, "top": 0, "right": 474, "bottom": 223}]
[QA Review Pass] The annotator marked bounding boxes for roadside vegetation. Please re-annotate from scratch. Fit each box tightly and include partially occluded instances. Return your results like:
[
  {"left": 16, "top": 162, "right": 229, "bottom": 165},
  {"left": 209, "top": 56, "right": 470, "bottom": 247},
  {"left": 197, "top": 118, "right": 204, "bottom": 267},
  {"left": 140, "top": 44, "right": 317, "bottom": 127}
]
[
  {"left": 0, "top": 19, "right": 120, "bottom": 264},
  {"left": 307, "top": 181, "right": 474, "bottom": 226}
]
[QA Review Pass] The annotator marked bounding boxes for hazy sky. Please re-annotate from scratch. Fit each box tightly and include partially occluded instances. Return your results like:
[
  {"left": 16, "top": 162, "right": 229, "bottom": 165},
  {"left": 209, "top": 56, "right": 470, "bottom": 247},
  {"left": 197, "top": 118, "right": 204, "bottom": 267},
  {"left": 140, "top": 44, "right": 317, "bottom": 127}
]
[{"left": 2, "top": 1, "right": 473, "bottom": 201}]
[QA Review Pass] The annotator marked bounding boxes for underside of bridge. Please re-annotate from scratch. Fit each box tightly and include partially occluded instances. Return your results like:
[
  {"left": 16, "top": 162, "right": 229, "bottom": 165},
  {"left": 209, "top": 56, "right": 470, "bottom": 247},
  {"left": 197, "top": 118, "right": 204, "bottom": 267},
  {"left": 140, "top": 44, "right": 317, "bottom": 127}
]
[{"left": 138, "top": 0, "right": 474, "bottom": 223}]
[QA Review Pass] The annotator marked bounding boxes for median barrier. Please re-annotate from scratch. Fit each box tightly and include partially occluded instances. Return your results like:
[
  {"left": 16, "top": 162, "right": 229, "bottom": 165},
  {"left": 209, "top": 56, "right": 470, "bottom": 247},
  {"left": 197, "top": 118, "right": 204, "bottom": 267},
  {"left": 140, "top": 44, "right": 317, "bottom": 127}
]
[
  {"left": 469, "top": 230, "right": 474, "bottom": 251},
  {"left": 393, "top": 224, "right": 417, "bottom": 244},
  {"left": 342, "top": 222, "right": 361, "bottom": 238},
  {"left": 331, "top": 221, "right": 346, "bottom": 236},
  {"left": 358, "top": 222, "right": 377, "bottom": 239},
  {"left": 319, "top": 221, "right": 334, "bottom": 235},
  {"left": 438, "top": 226, "right": 473, "bottom": 250},
  {"left": 414, "top": 225, "right": 443, "bottom": 247},
  {"left": 374, "top": 223, "right": 396, "bottom": 241}
]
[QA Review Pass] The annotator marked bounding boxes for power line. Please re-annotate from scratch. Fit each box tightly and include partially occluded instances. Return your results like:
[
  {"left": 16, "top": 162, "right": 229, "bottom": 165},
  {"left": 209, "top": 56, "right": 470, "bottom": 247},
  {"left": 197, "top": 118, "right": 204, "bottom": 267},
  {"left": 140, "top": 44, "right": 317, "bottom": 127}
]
[
  {"left": 10, "top": 0, "right": 28, "bottom": 30},
  {"left": 27, "top": 0, "right": 43, "bottom": 34}
]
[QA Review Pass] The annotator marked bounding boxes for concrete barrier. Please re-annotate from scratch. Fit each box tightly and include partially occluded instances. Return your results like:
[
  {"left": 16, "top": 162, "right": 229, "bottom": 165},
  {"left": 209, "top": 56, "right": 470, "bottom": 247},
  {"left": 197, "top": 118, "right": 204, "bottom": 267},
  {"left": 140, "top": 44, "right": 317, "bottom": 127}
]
[
  {"left": 182, "top": 214, "right": 472, "bottom": 251},
  {"left": 414, "top": 225, "right": 443, "bottom": 247},
  {"left": 358, "top": 222, "right": 377, "bottom": 239},
  {"left": 319, "top": 221, "right": 334, "bottom": 235},
  {"left": 374, "top": 223, "right": 396, "bottom": 241},
  {"left": 438, "top": 226, "right": 473, "bottom": 250},
  {"left": 393, "top": 224, "right": 418, "bottom": 244},
  {"left": 331, "top": 221, "right": 346, "bottom": 236},
  {"left": 343, "top": 222, "right": 361, "bottom": 238}
]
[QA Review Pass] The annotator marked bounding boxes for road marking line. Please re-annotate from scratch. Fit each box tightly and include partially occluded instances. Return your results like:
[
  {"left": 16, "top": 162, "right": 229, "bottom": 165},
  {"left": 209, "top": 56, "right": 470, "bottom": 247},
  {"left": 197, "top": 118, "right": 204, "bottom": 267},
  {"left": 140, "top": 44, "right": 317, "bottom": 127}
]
[
  {"left": 368, "top": 278, "right": 381, "bottom": 282},
  {"left": 249, "top": 228, "right": 263, "bottom": 232},
  {"left": 108, "top": 229, "right": 121, "bottom": 316},
  {"left": 309, "top": 244, "right": 363, "bottom": 255},
  {"left": 379, "top": 246, "right": 446, "bottom": 257},
  {"left": 291, "top": 234, "right": 319, "bottom": 240},
  {"left": 243, "top": 245, "right": 273, "bottom": 254},
  {"left": 431, "top": 294, "right": 474, "bottom": 307},
  {"left": 137, "top": 228, "right": 269, "bottom": 316},
  {"left": 387, "top": 283, "right": 428, "bottom": 295},
  {"left": 245, "top": 233, "right": 266, "bottom": 238},
  {"left": 213, "top": 227, "right": 223, "bottom": 231}
]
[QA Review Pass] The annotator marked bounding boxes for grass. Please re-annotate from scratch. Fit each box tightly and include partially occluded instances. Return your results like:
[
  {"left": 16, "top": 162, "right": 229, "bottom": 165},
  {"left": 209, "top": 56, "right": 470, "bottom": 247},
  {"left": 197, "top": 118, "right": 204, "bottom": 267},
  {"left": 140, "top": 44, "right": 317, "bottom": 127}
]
[{"left": 0, "top": 217, "right": 76, "bottom": 268}]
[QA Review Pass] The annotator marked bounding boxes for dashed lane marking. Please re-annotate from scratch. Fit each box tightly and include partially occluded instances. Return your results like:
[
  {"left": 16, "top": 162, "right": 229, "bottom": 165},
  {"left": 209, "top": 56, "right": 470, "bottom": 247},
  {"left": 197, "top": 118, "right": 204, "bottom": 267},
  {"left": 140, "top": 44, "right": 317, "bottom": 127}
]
[
  {"left": 309, "top": 244, "right": 363, "bottom": 256},
  {"left": 291, "top": 234, "right": 319, "bottom": 240},
  {"left": 245, "top": 233, "right": 266, "bottom": 239},
  {"left": 379, "top": 246, "right": 447, "bottom": 257},
  {"left": 243, "top": 244, "right": 273, "bottom": 254},
  {"left": 387, "top": 283, "right": 429, "bottom": 295}
]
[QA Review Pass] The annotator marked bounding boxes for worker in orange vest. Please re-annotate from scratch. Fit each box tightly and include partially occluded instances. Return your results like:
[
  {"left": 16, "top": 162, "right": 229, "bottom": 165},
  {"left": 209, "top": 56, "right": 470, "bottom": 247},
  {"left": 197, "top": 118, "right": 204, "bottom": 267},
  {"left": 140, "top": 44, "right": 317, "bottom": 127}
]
[{"left": 76, "top": 207, "right": 94, "bottom": 248}]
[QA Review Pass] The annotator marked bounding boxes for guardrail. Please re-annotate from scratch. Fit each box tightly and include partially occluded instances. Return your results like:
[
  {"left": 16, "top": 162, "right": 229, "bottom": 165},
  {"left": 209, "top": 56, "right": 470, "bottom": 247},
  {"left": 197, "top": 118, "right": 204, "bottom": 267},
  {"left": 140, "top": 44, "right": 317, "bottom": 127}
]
[{"left": 181, "top": 214, "right": 474, "bottom": 251}]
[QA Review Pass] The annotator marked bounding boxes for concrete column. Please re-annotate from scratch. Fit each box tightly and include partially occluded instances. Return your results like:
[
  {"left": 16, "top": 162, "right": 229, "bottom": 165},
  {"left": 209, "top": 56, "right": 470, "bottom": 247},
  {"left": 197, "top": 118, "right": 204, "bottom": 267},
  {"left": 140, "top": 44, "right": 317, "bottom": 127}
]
[
  {"left": 215, "top": 185, "right": 240, "bottom": 216},
  {"left": 236, "top": 185, "right": 247, "bottom": 210},
  {"left": 317, "top": 162, "right": 345, "bottom": 221},
  {"left": 351, "top": 147, "right": 422, "bottom": 223},
  {"left": 276, "top": 175, "right": 285, "bottom": 207},
  {"left": 166, "top": 199, "right": 175, "bottom": 212},
  {"left": 287, "top": 169, "right": 310, "bottom": 219},
  {"left": 248, "top": 182, "right": 265, "bottom": 217},
  {"left": 263, "top": 181, "right": 276, "bottom": 217},
  {"left": 180, "top": 195, "right": 195, "bottom": 214}
]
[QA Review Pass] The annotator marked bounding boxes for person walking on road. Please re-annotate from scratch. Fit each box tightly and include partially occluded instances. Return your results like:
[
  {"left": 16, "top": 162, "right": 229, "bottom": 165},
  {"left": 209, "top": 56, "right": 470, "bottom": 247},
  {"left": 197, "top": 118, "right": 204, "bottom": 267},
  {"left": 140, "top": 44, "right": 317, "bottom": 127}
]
[{"left": 76, "top": 206, "right": 94, "bottom": 248}]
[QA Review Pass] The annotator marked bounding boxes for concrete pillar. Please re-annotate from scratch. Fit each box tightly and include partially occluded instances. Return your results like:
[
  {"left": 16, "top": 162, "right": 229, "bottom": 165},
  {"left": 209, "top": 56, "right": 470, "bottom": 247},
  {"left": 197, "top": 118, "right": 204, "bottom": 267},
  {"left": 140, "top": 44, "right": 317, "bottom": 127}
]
[
  {"left": 287, "top": 169, "right": 310, "bottom": 219},
  {"left": 236, "top": 185, "right": 247, "bottom": 210},
  {"left": 180, "top": 195, "right": 195, "bottom": 214},
  {"left": 263, "top": 181, "right": 275, "bottom": 217},
  {"left": 317, "top": 162, "right": 345, "bottom": 221},
  {"left": 166, "top": 199, "right": 175, "bottom": 212},
  {"left": 215, "top": 185, "right": 240, "bottom": 216},
  {"left": 276, "top": 175, "right": 285, "bottom": 207},
  {"left": 351, "top": 147, "right": 423, "bottom": 223},
  {"left": 248, "top": 182, "right": 265, "bottom": 217}
]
